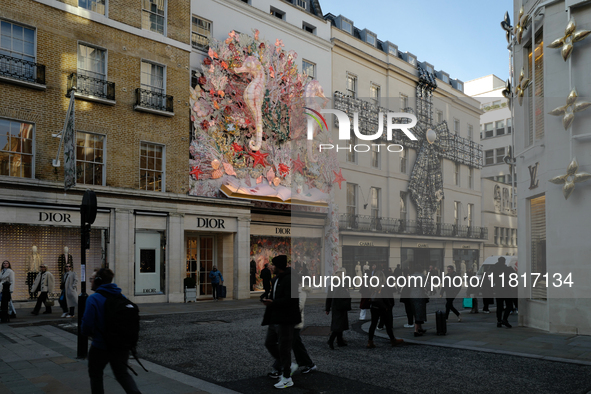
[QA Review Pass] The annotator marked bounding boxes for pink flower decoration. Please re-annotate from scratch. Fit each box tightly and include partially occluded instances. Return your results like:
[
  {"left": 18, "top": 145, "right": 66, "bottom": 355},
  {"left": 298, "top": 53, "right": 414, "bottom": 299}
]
[
  {"left": 275, "top": 39, "right": 284, "bottom": 47},
  {"left": 254, "top": 30, "right": 260, "bottom": 40}
]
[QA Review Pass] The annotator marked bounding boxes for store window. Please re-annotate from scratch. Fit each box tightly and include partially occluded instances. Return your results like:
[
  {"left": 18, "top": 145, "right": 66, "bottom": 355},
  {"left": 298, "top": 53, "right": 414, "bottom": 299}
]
[
  {"left": 135, "top": 231, "right": 166, "bottom": 295},
  {"left": 76, "top": 132, "right": 105, "bottom": 185},
  {"left": 0, "top": 119, "right": 33, "bottom": 178},
  {"left": 530, "top": 195, "right": 546, "bottom": 300}
]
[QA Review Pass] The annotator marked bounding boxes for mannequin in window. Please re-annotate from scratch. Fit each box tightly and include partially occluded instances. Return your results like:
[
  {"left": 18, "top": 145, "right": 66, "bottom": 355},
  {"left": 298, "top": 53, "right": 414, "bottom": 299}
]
[
  {"left": 362, "top": 261, "right": 370, "bottom": 275},
  {"left": 26, "top": 246, "right": 43, "bottom": 299},
  {"left": 58, "top": 246, "right": 74, "bottom": 284},
  {"left": 355, "top": 261, "right": 362, "bottom": 281}
]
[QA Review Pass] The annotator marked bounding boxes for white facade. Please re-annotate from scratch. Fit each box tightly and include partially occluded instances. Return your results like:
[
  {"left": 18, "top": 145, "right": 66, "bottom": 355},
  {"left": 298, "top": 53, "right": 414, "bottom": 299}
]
[
  {"left": 466, "top": 75, "right": 518, "bottom": 260},
  {"left": 513, "top": 0, "right": 591, "bottom": 334},
  {"left": 326, "top": 13, "right": 485, "bottom": 276},
  {"left": 190, "top": 0, "right": 332, "bottom": 95}
]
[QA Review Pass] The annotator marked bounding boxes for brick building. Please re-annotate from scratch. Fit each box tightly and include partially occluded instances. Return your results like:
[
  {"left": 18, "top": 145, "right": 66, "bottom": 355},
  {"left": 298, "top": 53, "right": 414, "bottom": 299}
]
[{"left": 0, "top": 0, "right": 251, "bottom": 304}]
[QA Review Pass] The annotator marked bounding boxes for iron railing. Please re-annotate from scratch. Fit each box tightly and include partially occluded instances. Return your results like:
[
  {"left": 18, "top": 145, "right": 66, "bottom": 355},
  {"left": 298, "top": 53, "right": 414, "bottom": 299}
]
[
  {"left": 135, "top": 88, "right": 173, "bottom": 113},
  {"left": 67, "top": 73, "right": 115, "bottom": 100},
  {"left": 0, "top": 53, "right": 45, "bottom": 85},
  {"left": 338, "top": 214, "right": 488, "bottom": 240}
]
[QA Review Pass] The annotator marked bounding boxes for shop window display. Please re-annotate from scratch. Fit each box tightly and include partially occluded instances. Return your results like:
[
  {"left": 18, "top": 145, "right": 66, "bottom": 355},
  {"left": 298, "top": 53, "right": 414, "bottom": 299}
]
[
  {"left": 250, "top": 236, "right": 321, "bottom": 290},
  {"left": 0, "top": 224, "right": 104, "bottom": 301}
]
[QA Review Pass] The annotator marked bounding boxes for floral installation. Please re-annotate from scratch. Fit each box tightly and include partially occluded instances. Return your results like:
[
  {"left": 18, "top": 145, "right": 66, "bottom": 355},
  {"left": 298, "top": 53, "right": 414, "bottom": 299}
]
[{"left": 189, "top": 29, "right": 342, "bottom": 269}]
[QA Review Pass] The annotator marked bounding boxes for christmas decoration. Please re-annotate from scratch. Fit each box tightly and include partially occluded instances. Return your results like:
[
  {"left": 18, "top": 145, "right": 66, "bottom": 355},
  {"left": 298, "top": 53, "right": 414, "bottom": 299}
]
[
  {"left": 549, "top": 157, "right": 591, "bottom": 200},
  {"left": 548, "top": 88, "right": 591, "bottom": 130},
  {"left": 547, "top": 17, "right": 591, "bottom": 62}
]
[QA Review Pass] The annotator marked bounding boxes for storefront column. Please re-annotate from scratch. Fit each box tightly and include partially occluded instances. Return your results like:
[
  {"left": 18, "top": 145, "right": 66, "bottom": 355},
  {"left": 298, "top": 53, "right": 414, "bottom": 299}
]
[
  {"left": 389, "top": 239, "right": 400, "bottom": 270},
  {"left": 444, "top": 242, "right": 454, "bottom": 271},
  {"left": 168, "top": 213, "right": 184, "bottom": 303},
  {"left": 234, "top": 217, "right": 251, "bottom": 299},
  {"left": 114, "top": 209, "right": 134, "bottom": 296}
]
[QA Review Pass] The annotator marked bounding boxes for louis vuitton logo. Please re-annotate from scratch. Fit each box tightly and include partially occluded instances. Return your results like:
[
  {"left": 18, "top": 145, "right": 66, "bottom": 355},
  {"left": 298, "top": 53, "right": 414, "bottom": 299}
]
[{"left": 528, "top": 162, "right": 540, "bottom": 189}]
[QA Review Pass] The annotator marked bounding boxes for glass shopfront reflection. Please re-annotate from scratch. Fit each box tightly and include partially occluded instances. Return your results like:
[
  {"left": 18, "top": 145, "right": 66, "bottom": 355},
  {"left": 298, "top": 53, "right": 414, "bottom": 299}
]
[
  {"left": 401, "top": 248, "right": 444, "bottom": 274},
  {"left": 453, "top": 249, "right": 480, "bottom": 276}
]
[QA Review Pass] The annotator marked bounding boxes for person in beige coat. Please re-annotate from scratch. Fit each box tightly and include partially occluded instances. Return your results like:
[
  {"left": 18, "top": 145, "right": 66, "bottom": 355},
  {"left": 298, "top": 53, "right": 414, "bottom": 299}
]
[{"left": 30, "top": 264, "right": 55, "bottom": 315}]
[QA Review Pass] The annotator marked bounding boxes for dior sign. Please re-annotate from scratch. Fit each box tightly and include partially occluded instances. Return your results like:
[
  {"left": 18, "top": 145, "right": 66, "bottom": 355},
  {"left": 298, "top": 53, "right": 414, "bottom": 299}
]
[
  {"left": 197, "top": 217, "right": 226, "bottom": 229},
  {"left": 39, "top": 212, "right": 72, "bottom": 223}
]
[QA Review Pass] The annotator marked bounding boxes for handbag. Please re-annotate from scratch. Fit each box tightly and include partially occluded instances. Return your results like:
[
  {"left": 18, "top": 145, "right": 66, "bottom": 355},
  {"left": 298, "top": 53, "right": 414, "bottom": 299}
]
[{"left": 45, "top": 299, "right": 55, "bottom": 307}]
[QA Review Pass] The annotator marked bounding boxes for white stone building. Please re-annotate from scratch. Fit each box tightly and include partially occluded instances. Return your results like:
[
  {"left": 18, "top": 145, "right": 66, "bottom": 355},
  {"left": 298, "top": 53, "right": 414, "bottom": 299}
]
[
  {"left": 466, "top": 75, "right": 518, "bottom": 259},
  {"left": 324, "top": 13, "right": 485, "bottom": 276},
  {"left": 512, "top": 0, "right": 591, "bottom": 333}
]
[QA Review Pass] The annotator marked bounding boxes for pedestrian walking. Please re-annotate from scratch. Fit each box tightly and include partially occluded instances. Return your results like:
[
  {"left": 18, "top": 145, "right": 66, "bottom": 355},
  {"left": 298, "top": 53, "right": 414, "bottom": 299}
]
[
  {"left": 492, "top": 257, "right": 514, "bottom": 328},
  {"left": 440, "top": 265, "right": 462, "bottom": 322},
  {"left": 0, "top": 260, "right": 17, "bottom": 318},
  {"left": 250, "top": 260, "right": 257, "bottom": 291},
  {"left": 30, "top": 264, "right": 55, "bottom": 315},
  {"left": 262, "top": 255, "right": 300, "bottom": 389},
  {"left": 399, "top": 270, "right": 414, "bottom": 328},
  {"left": 467, "top": 270, "right": 479, "bottom": 314},
  {"left": 291, "top": 284, "right": 317, "bottom": 375},
  {"left": 209, "top": 266, "right": 224, "bottom": 300},
  {"left": 81, "top": 268, "right": 141, "bottom": 394},
  {"left": 367, "top": 271, "right": 403, "bottom": 348},
  {"left": 260, "top": 263, "right": 272, "bottom": 301},
  {"left": 325, "top": 269, "right": 351, "bottom": 350},
  {"left": 409, "top": 267, "right": 428, "bottom": 337},
  {"left": 359, "top": 274, "right": 371, "bottom": 321},
  {"left": 59, "top": 263, "right": 78, "bottom": 318}
]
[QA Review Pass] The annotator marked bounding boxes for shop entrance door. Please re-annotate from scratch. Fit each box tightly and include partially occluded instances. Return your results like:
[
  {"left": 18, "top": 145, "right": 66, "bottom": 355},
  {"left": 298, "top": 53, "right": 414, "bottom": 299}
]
[{"left": 186, "top": 236, "right": 215, "bottom": 297}]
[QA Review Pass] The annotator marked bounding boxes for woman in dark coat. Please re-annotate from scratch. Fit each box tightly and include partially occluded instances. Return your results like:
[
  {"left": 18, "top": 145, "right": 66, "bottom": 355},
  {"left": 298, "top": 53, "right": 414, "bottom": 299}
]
[
  {"left": 367, "top": 271, "right": 404, "bottom": 348},
  {"left": 325, "top": 269, "right": 351, "bottom": 349},
  {"left": 409, "top": 267, "right": 428, "bottom": 337}
]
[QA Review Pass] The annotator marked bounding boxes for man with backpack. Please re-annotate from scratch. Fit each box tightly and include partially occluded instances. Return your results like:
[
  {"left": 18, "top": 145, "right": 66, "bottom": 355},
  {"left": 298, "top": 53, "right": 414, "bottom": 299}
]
[{"left": 81, "top": 268, "right": 142, "bottom": 394}]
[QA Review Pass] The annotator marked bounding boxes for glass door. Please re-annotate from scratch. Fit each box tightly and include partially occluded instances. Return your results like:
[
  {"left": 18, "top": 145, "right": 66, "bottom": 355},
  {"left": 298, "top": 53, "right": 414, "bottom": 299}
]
[{"left": 186, "top": 236, "right": 215, "bottom": 297}]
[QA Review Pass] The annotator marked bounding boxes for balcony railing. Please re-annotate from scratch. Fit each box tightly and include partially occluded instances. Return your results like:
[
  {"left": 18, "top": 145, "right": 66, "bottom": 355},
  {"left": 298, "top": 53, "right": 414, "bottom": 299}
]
[
  {"left": 0, "top": 53, "right": 45, "bottom": 85},
  {"left": 338, "top": 214, "right": 488, "bottom": 240},
  {"left": 67, "top": 73, "right": 115, "bottom": 101},
  {"left": 135, "top": 88, "right": 173, "bottom": 114}
]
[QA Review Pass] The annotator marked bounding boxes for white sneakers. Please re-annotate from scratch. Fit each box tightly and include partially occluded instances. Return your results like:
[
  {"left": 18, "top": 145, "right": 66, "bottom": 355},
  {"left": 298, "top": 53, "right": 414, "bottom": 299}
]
[
  {"left": 403, "top": 324, "right": 414, "bottom": 328},
  {"left": 290, "top": 363, "right": 298, "bottom": 376},
  {"left": 61, "top": 313, "right": 68, "bottom": 318},
  {"left": 274, "top": 377, "right": 294, "bottom": 389},
  {"left": 66, "top": 314, "right": 74, "bottom": 318}
]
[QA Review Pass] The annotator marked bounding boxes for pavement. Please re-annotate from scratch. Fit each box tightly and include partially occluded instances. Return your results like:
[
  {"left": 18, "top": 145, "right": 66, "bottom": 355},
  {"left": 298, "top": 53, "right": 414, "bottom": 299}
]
[{"left": 2, "top": 295, "right": 591, "bottom": 393}]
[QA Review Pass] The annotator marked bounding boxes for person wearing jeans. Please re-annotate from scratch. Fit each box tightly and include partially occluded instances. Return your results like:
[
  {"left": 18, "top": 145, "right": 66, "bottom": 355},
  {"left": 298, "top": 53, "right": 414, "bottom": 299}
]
[{"left": 209, "top": 266, "right": 224, "bottom": 300}]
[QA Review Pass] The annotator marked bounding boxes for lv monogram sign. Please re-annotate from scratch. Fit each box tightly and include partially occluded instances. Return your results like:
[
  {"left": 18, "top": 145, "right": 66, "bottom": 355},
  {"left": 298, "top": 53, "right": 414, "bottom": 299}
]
[{"left": 529, "top": 162, "right": 540, "bottom": 189}]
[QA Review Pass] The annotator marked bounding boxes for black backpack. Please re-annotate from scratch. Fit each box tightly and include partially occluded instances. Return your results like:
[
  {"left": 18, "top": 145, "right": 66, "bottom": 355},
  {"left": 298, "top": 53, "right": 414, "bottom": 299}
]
[{"left": 97, "top": 290, "right": 147, "bottom": 374}]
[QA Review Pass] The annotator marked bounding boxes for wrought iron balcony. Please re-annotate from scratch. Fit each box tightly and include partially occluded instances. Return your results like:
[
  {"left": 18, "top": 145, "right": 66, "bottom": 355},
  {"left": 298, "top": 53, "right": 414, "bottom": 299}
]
[
  {"left": 0, "top": 53, "right": 45, "bottom": 86},
  {"left": 67, "top": 73, "right": 115, "bottom": 102},
  {"left": 338, "top": 214, "right": 488, "bottom": 240},
  {"left": 134, "top": 88, "right": 174, "bottom": 115}
]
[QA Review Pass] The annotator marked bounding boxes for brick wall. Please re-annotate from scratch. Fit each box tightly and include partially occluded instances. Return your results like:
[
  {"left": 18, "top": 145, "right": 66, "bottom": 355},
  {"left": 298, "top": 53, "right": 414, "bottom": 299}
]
[{"left": 0, "top": 0, "right": 191, "bottom": 193}]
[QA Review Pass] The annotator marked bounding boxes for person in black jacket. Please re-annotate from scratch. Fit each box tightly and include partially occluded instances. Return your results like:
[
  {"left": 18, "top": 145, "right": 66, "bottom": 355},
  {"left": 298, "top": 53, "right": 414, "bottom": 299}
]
[
  {"left": 367, "top": 271, "right": 403, "bottom": 348},
  {"left": 492, "top": 257, "right": 515, "bottom": 328},
  {"left": 325, "top": 268, "right": 351, "bottom": 349},
  {"left": 260, "top": 263, "right": 272, "bottom": 301},
  {"left": 262, "top": 255, "right": 300, "bottom": 389},
  {"left": 440, "top": 265, "right": 462, "bottom": 322}
]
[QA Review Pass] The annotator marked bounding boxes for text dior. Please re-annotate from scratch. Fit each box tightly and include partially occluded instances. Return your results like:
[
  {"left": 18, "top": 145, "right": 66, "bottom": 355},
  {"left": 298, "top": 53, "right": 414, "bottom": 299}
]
[
  {"left": 197, "top": 217, "right": 225, "bottom": 229},
  {"left": 39, "top": 212, "right": 72, "bottom": 223}
]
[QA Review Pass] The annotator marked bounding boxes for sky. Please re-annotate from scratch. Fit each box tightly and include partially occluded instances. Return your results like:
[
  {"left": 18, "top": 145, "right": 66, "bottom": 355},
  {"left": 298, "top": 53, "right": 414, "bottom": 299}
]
[{"left": 319, "top": 0, "right": 513, "bottom": 83}]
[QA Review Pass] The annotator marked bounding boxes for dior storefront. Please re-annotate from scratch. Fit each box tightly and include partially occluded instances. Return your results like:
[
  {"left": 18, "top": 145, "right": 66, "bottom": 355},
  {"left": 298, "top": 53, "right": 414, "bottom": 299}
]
[{"left": 0, "top": 202, "right": 109, "bottom": 301}]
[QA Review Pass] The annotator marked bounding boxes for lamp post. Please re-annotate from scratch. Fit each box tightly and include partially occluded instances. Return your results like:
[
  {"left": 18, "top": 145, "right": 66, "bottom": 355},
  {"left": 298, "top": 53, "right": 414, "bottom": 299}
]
[{"left": 77, "top": 189, "right": 97, "bottom": 359}]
